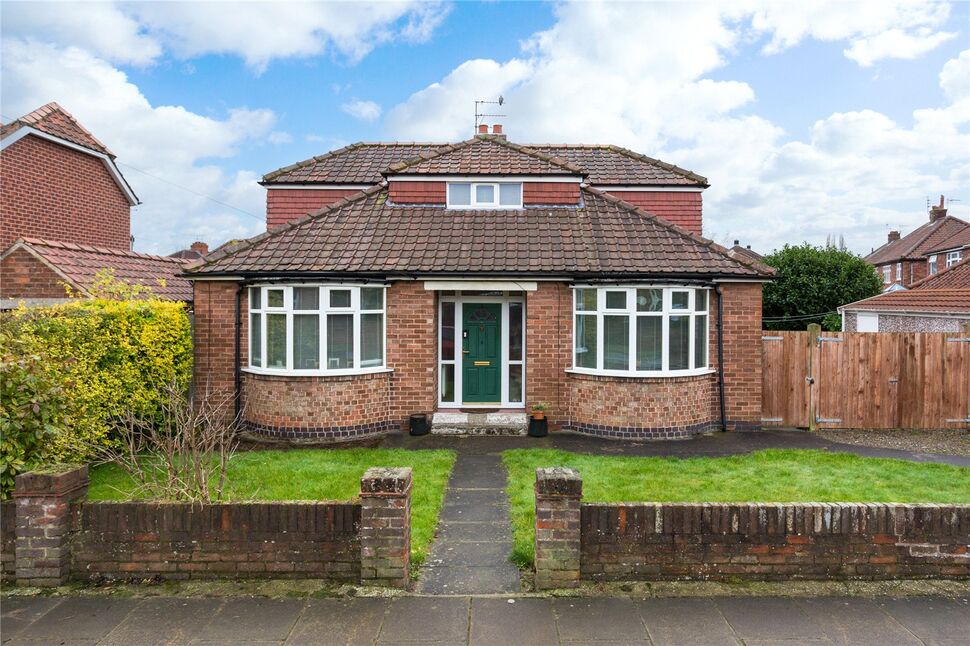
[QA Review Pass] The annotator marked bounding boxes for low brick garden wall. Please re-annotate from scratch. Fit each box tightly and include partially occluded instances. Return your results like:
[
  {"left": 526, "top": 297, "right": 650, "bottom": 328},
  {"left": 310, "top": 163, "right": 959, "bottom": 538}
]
[
  {"left": 1, "top": 500, "right": 15, "bottom": 582},
  {"left": 6, "top": 464, "right": 412, "bottom": 588},
  {"left": 534, "top": 468, "right": 970, "bottom": 589}
]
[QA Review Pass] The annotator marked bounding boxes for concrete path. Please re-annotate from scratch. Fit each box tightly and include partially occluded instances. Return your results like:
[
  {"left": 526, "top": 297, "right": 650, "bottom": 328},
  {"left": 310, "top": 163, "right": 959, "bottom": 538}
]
[
  {"left": 417, "top": 453, "right": 521, "bottom": 594},
  {"left": 3, "top": 594, "right": 969, "bottom": 645}
]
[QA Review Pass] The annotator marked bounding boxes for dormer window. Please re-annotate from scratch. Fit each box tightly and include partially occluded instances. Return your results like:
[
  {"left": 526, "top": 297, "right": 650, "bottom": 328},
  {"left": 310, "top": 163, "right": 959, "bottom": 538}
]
[{"left": 447, "top": 182, "right": 522, "bottom": 209}]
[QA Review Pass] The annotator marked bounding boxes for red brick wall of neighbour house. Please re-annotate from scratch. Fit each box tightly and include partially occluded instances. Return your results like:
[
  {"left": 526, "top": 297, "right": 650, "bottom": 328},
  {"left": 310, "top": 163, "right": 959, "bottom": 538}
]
[
  {"left": 525, "top": 282, "right": 573, "bottom": 425},
  {"left": 523, "top": 182, "right": 581, "bottom": 205},
  {"left": 0, "top": 135, "right": 130, "bottom": 250},
  {"left": 265, "top": 188, "right": 363, "bottom": 229},
  {"left": 715, "top": 282, "right": 763, "bottom": 429},
  {"left": 604, "top": 191, "right": 703, "bottom": 235},
  {"left": 1, "top": 501, "right": 14, "bottom": 582},
  {"left": 192, "top": 281, "right": 243, "bottom": 407},
  {"left": 388, "top": 181, "right": 446, "bottom": 205},
  {"left": 0, "top": 248, "right": 72, "bottom": 299},
  {"left": 386, "top": 281, "right": 438, "bottom": 428}
]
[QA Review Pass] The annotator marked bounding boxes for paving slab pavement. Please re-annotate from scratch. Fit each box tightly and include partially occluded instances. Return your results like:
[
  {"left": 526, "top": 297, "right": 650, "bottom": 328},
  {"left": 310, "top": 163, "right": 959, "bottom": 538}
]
[{"left": 3, "top": 594, "right": 969, "bottom": 645}]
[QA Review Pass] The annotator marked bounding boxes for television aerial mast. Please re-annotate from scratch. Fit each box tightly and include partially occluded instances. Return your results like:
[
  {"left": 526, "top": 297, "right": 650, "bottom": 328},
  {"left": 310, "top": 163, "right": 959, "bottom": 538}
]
[{"left": 474, "top": 96, "right": 505, "bottom": 132}]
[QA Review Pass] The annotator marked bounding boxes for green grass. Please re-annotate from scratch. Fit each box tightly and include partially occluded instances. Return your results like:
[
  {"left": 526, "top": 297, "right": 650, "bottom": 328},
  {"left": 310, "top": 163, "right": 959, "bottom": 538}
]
[
  {"left": 503, "top": 448, "right": 970, "bottom": 567},
  {"left": 88, "top": 448, "right": 456, "bottom": 567}
]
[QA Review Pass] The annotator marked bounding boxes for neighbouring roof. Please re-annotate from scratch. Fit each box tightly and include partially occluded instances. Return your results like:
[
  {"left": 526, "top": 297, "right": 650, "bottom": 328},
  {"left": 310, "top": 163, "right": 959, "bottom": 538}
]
[
  {"left": 3, "top": 238, "right": 194, "bottom": 301},
  {"left": 866, "top": 216, "right": 970, "bottom": 265},
  {"left": 924, "top": 225, "right": 970, "bottom": 255},
  {"left": 911, "top": 257, "right": 970, "bottom": 289},
  {"left": 1, "top": 102, "right": 113, "bottom": 157},
  {"left": 728, "top": 242, "right": 764, "bottom": 264},
  {"left": 188, "top": 185, "right": 771, "bottom": 279},
  {"left": 840, "top": 289, "right": 970, "bottom": 315},
  {"left": 386, "top": 136, "right": 582, "bottom": 176},
  {"left": 261, "top": 140, "right": 707, "bottom": 187}
]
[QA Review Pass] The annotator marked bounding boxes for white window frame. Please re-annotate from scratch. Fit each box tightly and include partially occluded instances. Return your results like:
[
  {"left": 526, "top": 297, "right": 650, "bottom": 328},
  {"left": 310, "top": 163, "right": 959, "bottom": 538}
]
[
  {"left": 946, "top": 250, "right": 962, "bottom": 268},
  {"left": 446, "top": 182, "right": 523, "bottom": 209},
  {"left": 882, "top": 266, "right": 891, "bottom": 283},
  {"left": 896, "top": 262, "right": 902, "bottom": 281},
  {"left": 246, "top": 284, "right": 389, "bottom": 376},
  {"left": 928, "top": 255, "right": 938, "bottom": 275},
  {"left": 568, "top": 285, "right": 713, "bottom": 378}
]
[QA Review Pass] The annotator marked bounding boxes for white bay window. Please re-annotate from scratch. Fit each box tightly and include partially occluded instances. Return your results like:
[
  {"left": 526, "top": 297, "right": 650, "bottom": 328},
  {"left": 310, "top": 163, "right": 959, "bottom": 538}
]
[
  {"left": 572, "top": 286, "right": 710, "bottom": 376},
  {"left": 248, "top": 285, "right": 386, "bottom": 375}
]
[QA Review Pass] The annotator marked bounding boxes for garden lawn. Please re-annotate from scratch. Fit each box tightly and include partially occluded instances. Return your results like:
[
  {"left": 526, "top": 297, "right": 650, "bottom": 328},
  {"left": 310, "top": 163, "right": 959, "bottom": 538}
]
[
  {"left": 88, "top": 448, "right": 455, "bottom": 567},
  {"left": 503, "top": 448, "right": 970, "bottom": 568}
]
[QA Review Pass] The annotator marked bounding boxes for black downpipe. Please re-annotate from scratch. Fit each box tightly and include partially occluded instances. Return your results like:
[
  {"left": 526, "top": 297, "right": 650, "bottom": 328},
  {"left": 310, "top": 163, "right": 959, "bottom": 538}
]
[
  {"left": 715, "top": 285, "right": 727, "bottom": 431},
  {"left": 234, "top": 284, "right": 243, "bottom": 420}
]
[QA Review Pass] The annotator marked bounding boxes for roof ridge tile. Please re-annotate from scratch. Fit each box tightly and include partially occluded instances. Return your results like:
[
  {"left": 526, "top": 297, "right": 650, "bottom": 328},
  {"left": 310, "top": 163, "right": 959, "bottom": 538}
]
[{"left": 17, "top": 237, "right": 190, "bottom": 264}]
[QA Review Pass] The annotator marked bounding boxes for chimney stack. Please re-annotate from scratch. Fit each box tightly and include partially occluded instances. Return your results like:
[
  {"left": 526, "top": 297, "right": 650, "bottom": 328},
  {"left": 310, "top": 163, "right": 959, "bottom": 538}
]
[
  {"left": 491, "top": 124, "right": 506, "bottom": 140},
  {"left": 190, "top": 241, "right": 209, "bottom": 256},
  {"left": 929, "top": 195, "right": 947, "bottom": 222},
  {"left": 888, "top": 230, "right": 901, "bottom": 243}
]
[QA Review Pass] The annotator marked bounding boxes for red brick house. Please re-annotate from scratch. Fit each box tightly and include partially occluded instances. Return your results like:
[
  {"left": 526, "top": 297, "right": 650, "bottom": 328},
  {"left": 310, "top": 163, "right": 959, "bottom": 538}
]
[
  {"left": 188, "top": 129, "right": 772, "bottom": 441},
  {"left": 865, "top": 196, "right": 969, "bottom": 289},
  {"left": 0, "top": 102, "right": 192, "bottom": 305}
]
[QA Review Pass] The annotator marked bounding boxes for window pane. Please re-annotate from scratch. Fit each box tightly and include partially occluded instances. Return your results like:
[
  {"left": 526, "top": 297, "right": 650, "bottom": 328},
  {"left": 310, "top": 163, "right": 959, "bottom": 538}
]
[
  {"left": 636, "top": 316, "right": 662, "bottom": 371},
  {"left": 249, "top": 313, "right": 262, "bottom": 367},
  {"left": 361, "top": 287, "right": 383, "bottom": 310},
  {"left": 574, "top": 315, "right": 597, "bottom": 369},
  {"left": 694, "top": 315, "right": 708, "bottom": 369},
  {"left": 636, "top": 288, "right": 662, "bottom": 312},
  {"left": 475, "top": 184, "right": 495, "bottom": 203},
  {"left": 605, "top": 291, "right": 626, "bottom": 309},
  {"left": 669, "top": 315, "right": 689, "bottom": 370},
  {"left": 329, "top": 289, "right": 351, "bottom": 308},
  {"left": 441, "top": 302, "right": 455, "bottom": 360},
  {"left": 441, "top": 364, "right": 455, "bottom": 402},
  {"left": 499, "top": 183, "right": 521, "bottom": 206},
  {"left": 694, "top": 290, "right": 708, "bottom": 312},
  {"left": 327, "top": 314, "right": 353, "bottom": 369},
  {"left": 267, "top": 289, "right": 284, "bottom": 308},
  {"left": 266, "top": 313, "right": 286, "bottom": 369},
  {"left": 603, "top": 315, "right": 629, "bottom": 370},
  {"left": 361, "top": 313, "right": 383, "bottom": 367},
  {"left": 449, "top": 183, "right": 471, "bottom": 206},
  {"left": 249, "top": 287, "right": 261, "bottom": 310},
  {"left": 671, "top": 292, "right": 689, "bottom": 310},
  {"left": 294, "top": 314, "right": 320, "bottom": 369},
  {"left": 509, "top": 303, "right": 523, "bottom": 361},
  {"left": 508, "top": 364, "right": 523, "bottom": 403},
  {"left": 575, "top": 288, "right": 597, "bottom": 311},
  {"left": 294, "top": 286, "right": 319, "bottom": 310}
]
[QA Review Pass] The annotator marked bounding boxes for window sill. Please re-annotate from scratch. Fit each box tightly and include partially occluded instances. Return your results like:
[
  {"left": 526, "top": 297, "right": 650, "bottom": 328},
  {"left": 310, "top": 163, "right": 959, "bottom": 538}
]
[
  {"left": 242, "top": 367, "right": 393, "bottom": 378},
  {"left": 566, "top": 367, "right": 716, "bottom": 379}
]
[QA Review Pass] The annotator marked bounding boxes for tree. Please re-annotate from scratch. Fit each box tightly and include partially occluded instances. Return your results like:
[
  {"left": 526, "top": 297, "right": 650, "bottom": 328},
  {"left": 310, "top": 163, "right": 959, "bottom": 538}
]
[{"left": 761, "top": 244, "right": 883, "bottom": 331}]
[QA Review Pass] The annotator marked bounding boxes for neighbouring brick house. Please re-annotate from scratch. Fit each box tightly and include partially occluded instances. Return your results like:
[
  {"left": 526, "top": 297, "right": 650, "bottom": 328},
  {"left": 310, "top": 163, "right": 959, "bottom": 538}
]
[
  {"left": 188, "top": 127, "right": 773, "bottom": 441},
  {"left": 0, "top": 102, "right": 193, "bottom": 305},
  {"left": 865, "top": 196, "right": 969, "bottom": 289},
  {"left": 840, "top": 258, "right": 970, "bottom": 332}
]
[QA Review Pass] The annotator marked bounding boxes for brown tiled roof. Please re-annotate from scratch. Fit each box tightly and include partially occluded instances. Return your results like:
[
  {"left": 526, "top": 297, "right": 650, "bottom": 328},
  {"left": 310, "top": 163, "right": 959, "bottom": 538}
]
[
  {"left": 386, "top": 136, "right": 582, "bottom": 176},
  {"left": 5, "top": 238, "right": 194, "bottom": 301},
  {"left": 1, "top": 102, "right": 113, "bottom": 157},
  {"left": 923, "top": 225, "right": 970, "bottom": 255},
  {"left": 841, "top": 289, "right": 970, "bottom": 315},
  {"left": 911, "top": 258, "right": 970, "bottom": 289},
  {"left": 866, "top": 216, "right": 969, "bottom": 264},
  {"left": 728, "top": 244, "right": 764, "bottom": 265},
  {"left": 261, "top": 141, "right": 707, "bottom": 186},
  {"left": 189, "top": 185, "right": 770, "bottom": 278}
]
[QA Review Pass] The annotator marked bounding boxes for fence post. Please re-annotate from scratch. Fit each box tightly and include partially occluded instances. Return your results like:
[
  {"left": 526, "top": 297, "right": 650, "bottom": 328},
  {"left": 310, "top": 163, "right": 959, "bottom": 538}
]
[
  {"left": 807, "top": 323, "right": 821, "bottom": 432},
  {"left": 14, "top": 465, "right": 88, "bottom": 587},
  {"left": 359, "top": 467, "right": 411, "bottom": 588},
  {"left": 534, "top": 467, "right": 582, "bottom": 590}
]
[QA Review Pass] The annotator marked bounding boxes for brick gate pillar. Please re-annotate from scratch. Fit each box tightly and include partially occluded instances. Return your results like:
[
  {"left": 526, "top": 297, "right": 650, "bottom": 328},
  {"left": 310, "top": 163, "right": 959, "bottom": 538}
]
[
  {"left": 534, "top": 467, "right": 582, "bottom": 590},
  {"left": 14, "top": 465, "right": 89, "bottom": 587},
  {"left": 359, "top": 467, "right": 412, "bottom": 588}
]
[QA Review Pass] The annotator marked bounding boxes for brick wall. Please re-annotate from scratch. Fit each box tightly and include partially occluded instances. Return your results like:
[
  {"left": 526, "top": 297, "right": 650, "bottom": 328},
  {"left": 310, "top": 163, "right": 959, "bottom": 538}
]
[
  {"left": 604, "top": 191, "right": 702, "bottom": 235},
  {"left": 0, "top": 247, "right": 72, "bottom": 299},
  {"left": 1, "top": 501, "right": 14, "bottom": 582},
  {"left": 716, "top": 283, "right": 763, "bottom": 429},
  {"left": 386, "top": 282, "right": 438, "bottom": 427},
  {"left": 525, "top": 282, "right": 572, "bottom": 424},
  {"left": 266, "top": 188, "right": 361, "bottom": 229},
  {"left": 564, "top": 373, "right": 717, "bottom": 439},
  {"left": 524, "top": 183, "right": 581, "bottom": 205},
  {"left": 388, "top": 181, "right": 446, "bottom": 204},
  {"left": 192, "top": 281, "right": 241, "bottom": 403},
  {"left": 71, "top": 501, "right": 361, "bottom": 581},
  {"left": 0, "top": 135, "right": 130, "bottom": 250},
  {"left": 243, "top": 372, "right": 391, "bottom": 441}
]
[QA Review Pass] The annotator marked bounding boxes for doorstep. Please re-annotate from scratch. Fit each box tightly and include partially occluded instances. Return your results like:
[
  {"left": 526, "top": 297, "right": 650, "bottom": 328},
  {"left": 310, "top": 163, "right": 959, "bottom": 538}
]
[{"left": 431, "top": 411, "right": 529, "bottom": 435}]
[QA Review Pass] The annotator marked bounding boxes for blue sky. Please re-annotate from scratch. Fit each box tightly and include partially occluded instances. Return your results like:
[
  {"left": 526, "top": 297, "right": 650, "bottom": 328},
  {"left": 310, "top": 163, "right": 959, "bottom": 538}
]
[{"left": 3, "top": 1, "right": 968, "bottom": 255}]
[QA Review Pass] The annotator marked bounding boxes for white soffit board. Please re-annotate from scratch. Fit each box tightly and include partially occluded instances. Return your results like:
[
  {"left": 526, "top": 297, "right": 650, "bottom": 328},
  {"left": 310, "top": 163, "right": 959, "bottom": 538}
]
[{"left": 423, "top": 280, "right": 538, "bottom": 292}]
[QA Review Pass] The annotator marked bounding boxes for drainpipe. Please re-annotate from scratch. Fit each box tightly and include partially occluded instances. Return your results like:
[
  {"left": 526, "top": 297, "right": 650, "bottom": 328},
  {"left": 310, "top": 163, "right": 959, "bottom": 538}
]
[
  {"left": 715, "top": 284, "right": 727, "bottom": 431},
  {"left": 234, "top": 283, "right": 243, "bottom": 420}
]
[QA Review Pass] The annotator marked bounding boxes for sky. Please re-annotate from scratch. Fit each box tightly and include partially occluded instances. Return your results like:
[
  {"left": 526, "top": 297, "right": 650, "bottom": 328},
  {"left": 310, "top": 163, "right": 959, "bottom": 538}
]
[{"left": 2, "top": 0, "right": 968, "bottom": 256}]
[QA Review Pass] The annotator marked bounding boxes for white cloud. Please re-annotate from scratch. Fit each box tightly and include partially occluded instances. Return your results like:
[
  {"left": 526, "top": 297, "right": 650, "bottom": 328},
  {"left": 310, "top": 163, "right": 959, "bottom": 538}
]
[
  {"left": 940, "top": 49, "right": 970, "bottom": 102},
  {"left": 268, "top": 131, "right": 293, "bottom": 144},
  {"left": 341, "top": 99, "right": 383, "bottom": 123},
  {"left": 843, "top": 28, "right": 956, "bottom": 67}
]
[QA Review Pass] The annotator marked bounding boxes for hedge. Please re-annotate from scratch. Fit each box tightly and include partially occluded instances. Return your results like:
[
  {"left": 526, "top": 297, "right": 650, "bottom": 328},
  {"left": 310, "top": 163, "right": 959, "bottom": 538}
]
[{"left": 0, "top": 298, "right": 192, "bottom": 495}]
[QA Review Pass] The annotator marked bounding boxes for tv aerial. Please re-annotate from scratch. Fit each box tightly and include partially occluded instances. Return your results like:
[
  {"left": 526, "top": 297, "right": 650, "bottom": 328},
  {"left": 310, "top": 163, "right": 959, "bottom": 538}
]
[{"left": 474, "top": 96, "right": 505, "bottom": 131}]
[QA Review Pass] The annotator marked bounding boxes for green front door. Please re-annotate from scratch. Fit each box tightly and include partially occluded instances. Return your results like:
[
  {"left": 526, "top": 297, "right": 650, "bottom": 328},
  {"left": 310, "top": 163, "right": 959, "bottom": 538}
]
[{"left": 462, "top": 303, "right": 502, "bottom": 404}]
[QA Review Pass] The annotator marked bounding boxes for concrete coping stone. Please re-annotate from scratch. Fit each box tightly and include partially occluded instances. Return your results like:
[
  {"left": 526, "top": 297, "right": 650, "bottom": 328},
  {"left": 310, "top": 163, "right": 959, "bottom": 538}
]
[
  {"left": 360, "top": 467, "right": 413, "bottom": 495},
  {"left": 535, "top": 467, "right": 583, "bottom": 497}
]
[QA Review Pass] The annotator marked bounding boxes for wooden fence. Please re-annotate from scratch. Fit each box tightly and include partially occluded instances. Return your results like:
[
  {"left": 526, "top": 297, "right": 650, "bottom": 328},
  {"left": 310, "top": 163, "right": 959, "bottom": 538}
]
[{"left": 761, "top": 328, "right": 970, "bottom": 430}]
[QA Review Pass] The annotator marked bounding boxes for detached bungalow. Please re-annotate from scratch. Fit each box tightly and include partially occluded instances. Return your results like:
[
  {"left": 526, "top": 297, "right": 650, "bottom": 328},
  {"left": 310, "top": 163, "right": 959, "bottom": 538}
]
[{"left": 187, "top": 128, "right": 772, "bottom": 442}]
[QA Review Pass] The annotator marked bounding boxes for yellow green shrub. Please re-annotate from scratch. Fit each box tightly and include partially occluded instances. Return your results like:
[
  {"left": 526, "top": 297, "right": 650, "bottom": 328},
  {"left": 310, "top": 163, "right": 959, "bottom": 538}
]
[{"left": 1, "top": 298, "right": 192, "bottom": 464}]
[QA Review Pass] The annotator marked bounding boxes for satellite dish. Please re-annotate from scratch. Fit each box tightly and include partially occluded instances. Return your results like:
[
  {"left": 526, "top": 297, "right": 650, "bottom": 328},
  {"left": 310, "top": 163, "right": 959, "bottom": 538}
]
[{"left": 498, "top": 95, "right": 504, "bottom": 106}]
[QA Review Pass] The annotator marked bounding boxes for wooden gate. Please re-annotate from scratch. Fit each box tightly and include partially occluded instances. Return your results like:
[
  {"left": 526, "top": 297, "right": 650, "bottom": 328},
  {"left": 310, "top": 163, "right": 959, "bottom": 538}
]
[{"left": 761, "top": 328, "right": 970, "bottom": 430}]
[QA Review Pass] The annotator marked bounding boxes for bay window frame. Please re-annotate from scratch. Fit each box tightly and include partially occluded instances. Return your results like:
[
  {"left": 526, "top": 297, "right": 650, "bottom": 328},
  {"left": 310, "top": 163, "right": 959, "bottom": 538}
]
[{"left": 569, "top": 285, "right": 713, "bottom": 378}]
